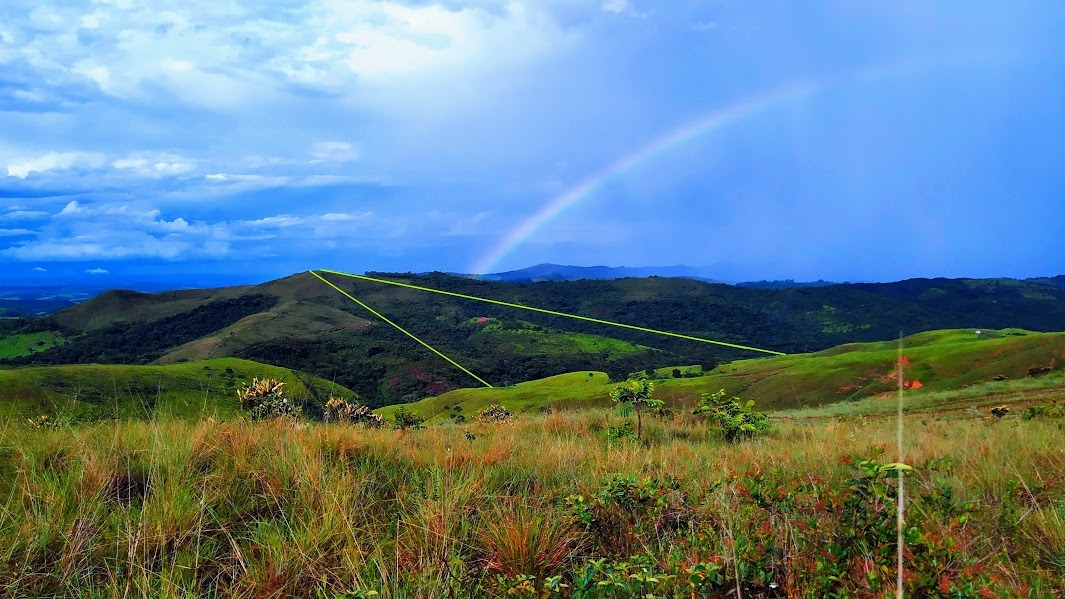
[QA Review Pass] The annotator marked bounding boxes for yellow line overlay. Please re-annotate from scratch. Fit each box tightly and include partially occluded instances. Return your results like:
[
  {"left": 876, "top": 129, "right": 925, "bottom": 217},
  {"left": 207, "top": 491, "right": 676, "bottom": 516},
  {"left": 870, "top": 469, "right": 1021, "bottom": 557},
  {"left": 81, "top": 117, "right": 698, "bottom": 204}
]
[
  {"left": 310, "top": 270, "right": 494, "bottom": 388},
  {"left": 315, "top": 268, "right": 786, "bottom": 356}
]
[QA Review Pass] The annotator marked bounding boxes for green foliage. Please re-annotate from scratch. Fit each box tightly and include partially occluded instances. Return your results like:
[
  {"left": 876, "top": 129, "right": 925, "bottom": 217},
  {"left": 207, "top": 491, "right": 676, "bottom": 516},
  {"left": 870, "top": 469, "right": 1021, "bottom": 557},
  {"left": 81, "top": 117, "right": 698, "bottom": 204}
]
[
  {"left": 1021, "top": 402, "right": 1064, "bottom": 420},
  {"left": 391, "top": 406, "right": 425, "bottom": 430},
  {"left": 477, "top": 403, "right": 512, "bottom": 423},
  {"left": 605, "top": 421, "right": 636, "bottom": 443},
  {"left": 693, "top": 389, "right": 771, "bottom": 442},
  {"left": 609, "top": 376, "right": 662, "bottom": 439},
  {"left": 237, "top": 378, "right": 301, "bottom": 421}
]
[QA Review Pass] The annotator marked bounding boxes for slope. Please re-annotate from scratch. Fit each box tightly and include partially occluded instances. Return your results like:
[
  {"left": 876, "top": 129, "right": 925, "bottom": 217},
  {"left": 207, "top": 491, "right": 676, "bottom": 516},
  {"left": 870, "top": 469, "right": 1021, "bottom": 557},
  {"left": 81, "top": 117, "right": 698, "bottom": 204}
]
[
  {"left": 377, "top": 328, "right": 1065, "bottom": 422},
  {"left": 0, "top": 358, "right": 357, "bottom": 422},
  {"left": 7, "top": 270, "right": 1065, "bottom": 407}
]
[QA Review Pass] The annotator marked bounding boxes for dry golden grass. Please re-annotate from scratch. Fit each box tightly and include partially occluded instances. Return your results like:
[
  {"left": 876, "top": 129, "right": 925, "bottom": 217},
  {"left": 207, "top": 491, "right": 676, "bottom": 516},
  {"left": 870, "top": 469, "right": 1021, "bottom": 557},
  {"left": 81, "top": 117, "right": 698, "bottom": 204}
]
[{"left": 0, "top": 410, "right": 1061, "bottom": 597}]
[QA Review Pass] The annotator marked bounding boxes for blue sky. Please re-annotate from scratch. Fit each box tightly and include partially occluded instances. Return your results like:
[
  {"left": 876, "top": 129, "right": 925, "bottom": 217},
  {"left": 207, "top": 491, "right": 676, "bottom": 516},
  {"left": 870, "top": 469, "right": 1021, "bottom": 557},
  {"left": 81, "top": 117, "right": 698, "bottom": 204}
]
[{"left": 1, "top": 1, "right": 1064, "bottom": 285}]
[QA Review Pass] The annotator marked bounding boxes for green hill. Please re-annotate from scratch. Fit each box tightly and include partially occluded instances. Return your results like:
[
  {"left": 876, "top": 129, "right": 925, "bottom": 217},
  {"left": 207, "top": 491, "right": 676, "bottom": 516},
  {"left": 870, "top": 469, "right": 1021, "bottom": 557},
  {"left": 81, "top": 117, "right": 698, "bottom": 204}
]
[
  {"left": 6, "top": 270, "right": 1065, "bottom": 407},
  {"left": 379, "top": 328, "right": 1065, "bottom": 422},
  {"left": 0, "top": 358, "right": 357, "bottom": 422}
]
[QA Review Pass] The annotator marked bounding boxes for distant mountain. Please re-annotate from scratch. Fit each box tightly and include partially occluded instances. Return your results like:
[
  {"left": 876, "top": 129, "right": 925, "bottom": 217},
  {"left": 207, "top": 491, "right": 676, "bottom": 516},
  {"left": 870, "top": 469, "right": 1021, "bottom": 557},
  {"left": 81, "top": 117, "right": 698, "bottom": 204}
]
[
  {"left": 736, "top": 279, "right": 839, "bottom": 289},
  {"left": 472, "top": 263, "right": 723, "bottom": 283},
  {"left": 1026, "top": 275, "right": 1065, "bottom": 289},
  {"left": 6, "top": 271, "right": 1065, "bottom": 408}
]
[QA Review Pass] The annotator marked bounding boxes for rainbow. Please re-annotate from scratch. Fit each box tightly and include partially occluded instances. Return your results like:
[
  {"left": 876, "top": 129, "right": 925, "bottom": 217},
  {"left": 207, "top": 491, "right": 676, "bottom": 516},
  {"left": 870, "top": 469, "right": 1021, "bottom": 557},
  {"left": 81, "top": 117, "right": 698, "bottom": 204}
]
[{"left": 470, "top": 81, "right": 819, "bottom": 274}]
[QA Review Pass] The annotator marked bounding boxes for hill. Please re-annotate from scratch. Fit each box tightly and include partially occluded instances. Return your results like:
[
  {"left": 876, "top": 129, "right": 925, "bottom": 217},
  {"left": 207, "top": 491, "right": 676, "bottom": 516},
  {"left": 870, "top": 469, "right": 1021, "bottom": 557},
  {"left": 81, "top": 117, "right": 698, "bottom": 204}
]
[
  {"left": 0, "top": 358, "right": 357, "bottom": 422},
  {"left": 5, "top": 270, "right": 1065, "bottom": 407},
  {"left": 377, "top": 328, "right": 1065, "bottom": 422}
]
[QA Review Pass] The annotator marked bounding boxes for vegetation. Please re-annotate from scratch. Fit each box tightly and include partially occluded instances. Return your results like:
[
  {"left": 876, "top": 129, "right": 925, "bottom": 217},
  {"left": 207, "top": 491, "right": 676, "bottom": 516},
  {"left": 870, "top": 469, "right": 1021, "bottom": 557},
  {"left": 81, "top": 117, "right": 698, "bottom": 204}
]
[
  {"left": 692, "top": 389, "right": 772, "bottom": 442},
  {"left": 8, "top": 270, "right": 1065, "bottom": 407},
  {"left": 0, "top": 358, "right": 356, "bottom": 422},
  {"left": 0, "top": 409, "right": 1060, "bottom": 597},
  {"left": 609, "top": 376, "right": 661, "bottom": 439}
]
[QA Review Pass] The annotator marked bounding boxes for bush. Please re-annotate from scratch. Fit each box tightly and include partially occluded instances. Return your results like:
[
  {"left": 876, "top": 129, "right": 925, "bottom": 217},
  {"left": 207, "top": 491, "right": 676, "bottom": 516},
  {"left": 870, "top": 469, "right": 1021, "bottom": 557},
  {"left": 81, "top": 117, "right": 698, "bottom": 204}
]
[
  {"left": 324, "top": 397, "right": 385, "bottom": 428},
  {"left": 477, "top": 403, "right": 512, "bottom": 424},
  {"left": 237, "top": 378, "right": 301, "bottom": 421},
  {"left": 692, "top": 389, "right": 770, "bottom": 442},
  {"left": 391, "top": 407, "right": 425, "bottom": 430},
  {"left": 1021, "top": 402, "right": 1064, "bottom": 420}
]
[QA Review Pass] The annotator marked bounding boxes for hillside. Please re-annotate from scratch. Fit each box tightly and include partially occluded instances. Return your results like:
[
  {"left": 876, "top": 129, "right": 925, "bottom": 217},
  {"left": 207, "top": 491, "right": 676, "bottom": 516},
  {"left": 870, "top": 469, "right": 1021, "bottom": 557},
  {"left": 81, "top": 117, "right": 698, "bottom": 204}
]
[
  {"left": 0, "top": 358, "right": 357, "bottom": 422},
  {"left": 378, "top": 328, "right": 1065, "bottom": 422},
  {"left": 5, "top": 270, "right": 1065, "bottom": 407}
]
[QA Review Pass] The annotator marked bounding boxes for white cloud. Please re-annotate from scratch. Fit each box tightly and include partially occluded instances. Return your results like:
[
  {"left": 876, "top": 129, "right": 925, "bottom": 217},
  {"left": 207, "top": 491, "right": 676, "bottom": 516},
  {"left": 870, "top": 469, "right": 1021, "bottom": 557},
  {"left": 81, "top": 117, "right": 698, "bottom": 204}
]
[
  {"left": 85, "top": 267, "right": 109, "bottom": 274},
  {"left": 0, "top": 228, "right": 34, "bottom": 236},
  {"left": 6, "top": 151, "right": 106, "bottom": 178},
  {"left": 0, "top": 210, "right": 50, "bottom": 220},
  {"left": 601, "top": 0, "right": 628, "bottom": 14},
  {"left": 311, "top": 141, "right": 358, "bottom": 163},
  {"left": 112, "top": 152, "right": 196, "bottom": 176},
  {"left": 32, "top": 266, "right": 47, "bottom": 271}
]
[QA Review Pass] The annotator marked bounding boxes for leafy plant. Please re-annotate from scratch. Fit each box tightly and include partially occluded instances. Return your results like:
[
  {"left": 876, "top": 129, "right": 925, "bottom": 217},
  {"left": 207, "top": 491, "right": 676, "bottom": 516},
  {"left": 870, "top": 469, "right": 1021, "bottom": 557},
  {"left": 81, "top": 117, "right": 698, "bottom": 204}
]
[
  {"left": 477, "top": 403, "right": 513, "bottom": 424},
  {"left": 609, "top": 376, "right": 661, "bottom": 440},
  {"left": 692, "top": 389, "right": 771, "bottom": 442},
  {"left": 236, "top": 377, "right": 301, "bottom": 421},
  {"left": 324, "top": 397, "right": 385, "bottom": 428},
  {"left": 391, "top": 406, "right": 425, "bottom": 430}
]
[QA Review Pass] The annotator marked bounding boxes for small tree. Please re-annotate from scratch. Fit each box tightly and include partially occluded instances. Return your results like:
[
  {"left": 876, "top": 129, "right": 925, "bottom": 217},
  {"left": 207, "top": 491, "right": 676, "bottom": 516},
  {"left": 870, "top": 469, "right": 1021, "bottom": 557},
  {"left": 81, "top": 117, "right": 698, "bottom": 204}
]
[
  {"left": 692, "top": 389, "right": 770, "bottom": 442},
  {"left": 609, "top": 376, "right": 661, "bottom": 440}
]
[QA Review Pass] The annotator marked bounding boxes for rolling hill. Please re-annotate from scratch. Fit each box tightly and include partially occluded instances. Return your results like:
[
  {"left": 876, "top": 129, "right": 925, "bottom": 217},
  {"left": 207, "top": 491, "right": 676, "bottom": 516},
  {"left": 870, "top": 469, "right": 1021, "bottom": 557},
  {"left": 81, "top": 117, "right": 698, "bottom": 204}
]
[
  {"left": 4, "top": 270, "right": 1065, "bottom": 407},
  {"left": 0, "top": 358, "right": 357, "bottom": 422},
  {"left": 377, "top": 328, "right": 1065, "bottom": 422}
]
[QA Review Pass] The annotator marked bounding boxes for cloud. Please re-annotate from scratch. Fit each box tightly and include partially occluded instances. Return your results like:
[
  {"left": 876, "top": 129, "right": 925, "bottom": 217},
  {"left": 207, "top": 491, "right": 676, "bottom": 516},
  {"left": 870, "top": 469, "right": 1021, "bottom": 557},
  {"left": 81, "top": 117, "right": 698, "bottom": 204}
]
[
  {"left": 0, "top": 210, "right": 50, "bottom": 220},
  {"left": 601, "top": 0, "right": 628, "bottom": 14},
  {"left": 84, "top": 267, "right": 108, "bottom": 275},
  {"left": 0, "top": 228, "right": 34, "bottom": 236},
  {"left": 32, "top": 266, "right": 46, "bottom": 271},
  {"left": 6, "top": 152, "right": 106, "bottom": 178}
]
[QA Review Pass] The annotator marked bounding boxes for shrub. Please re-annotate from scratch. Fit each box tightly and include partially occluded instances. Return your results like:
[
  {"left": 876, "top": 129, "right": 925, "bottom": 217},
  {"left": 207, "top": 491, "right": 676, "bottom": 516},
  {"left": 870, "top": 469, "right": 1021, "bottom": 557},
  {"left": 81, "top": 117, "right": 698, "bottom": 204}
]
[
  {"left": 477, "top": 403, "right": 512, "bottom": 424},
  {"left": 324, "top": 397, "right": 385, "bottom": 428},
  {"left": 1021, "top": 402, "right": 1064, "bottom": 420},
  {"left": 692, "top": 389, "right": 770, "bottom": 442},
  {"left": 391, "top": 407, "right": 425, "bottom": 430},
  {"left": 236, "top": 377, "right": 301, "bottom": 421}
]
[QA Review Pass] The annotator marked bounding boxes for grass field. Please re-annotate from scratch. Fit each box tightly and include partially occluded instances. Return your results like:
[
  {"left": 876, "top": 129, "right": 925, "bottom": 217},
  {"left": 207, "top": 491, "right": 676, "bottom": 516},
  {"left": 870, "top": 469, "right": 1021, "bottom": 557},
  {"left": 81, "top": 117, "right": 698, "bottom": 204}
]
[
  {"left": 0, "top": 331, "right": 65, "bottom": 359},
  {"left": 379, "top": 329, "right": 1065, "bottom": 423},
  {"left": 0, "top": 409, "right": 1061, "bottom": 597},
  {"left": 0, "top": 358, "right": 356, "bottom": 422}
]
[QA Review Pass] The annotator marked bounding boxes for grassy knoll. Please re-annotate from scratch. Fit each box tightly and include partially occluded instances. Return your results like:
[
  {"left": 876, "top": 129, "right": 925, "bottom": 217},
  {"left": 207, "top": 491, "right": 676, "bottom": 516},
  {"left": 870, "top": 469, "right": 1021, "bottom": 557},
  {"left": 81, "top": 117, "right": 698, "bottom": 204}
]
[
  {"left": 380, "top": 329, "right": 1065, "bottom": 422},
  {"left": 0, "top": 358, "right": 355, "bottom": 422},
  {"left": 0, "top": 331, "right": 64, "bottom": 359},
  {"left": 0, "top": 410, "right": 1061, "bottom": 597}
]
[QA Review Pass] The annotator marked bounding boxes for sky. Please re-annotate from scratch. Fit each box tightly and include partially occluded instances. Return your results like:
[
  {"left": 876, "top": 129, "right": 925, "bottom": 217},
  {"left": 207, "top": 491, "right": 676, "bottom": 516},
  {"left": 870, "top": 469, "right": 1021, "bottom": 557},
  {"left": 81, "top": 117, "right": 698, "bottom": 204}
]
[{"left": 2, "top": 1, "right": 1064, "bottom": 286}]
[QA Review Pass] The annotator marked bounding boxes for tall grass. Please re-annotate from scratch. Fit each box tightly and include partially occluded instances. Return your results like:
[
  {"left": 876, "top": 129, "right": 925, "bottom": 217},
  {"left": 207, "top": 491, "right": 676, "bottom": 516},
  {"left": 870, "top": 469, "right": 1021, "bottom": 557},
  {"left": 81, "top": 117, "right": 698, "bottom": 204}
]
[{"left": 0, "top": 410, "right": 1062, "bottom": 597}]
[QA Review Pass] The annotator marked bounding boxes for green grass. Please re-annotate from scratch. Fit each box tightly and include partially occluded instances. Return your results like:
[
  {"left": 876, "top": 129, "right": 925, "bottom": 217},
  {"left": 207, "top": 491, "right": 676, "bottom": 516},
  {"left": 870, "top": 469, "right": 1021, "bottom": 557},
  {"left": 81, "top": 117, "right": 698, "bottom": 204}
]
[
  {"left": 0, "top": 331, "right": 65, "bottom": 359},
  {"left": 0, "top": 358, "right": 356, "bottom": 422},
  {"left": 378, "top": 329, "right": 1065, "bottom": 423}
]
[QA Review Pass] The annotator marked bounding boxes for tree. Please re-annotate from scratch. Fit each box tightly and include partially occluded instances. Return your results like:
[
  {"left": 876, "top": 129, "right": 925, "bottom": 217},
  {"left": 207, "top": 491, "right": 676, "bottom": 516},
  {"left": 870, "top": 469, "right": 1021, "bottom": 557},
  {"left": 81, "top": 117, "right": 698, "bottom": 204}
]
[{"left": 609, "top": 376, "right": 662, "bottom": 440}]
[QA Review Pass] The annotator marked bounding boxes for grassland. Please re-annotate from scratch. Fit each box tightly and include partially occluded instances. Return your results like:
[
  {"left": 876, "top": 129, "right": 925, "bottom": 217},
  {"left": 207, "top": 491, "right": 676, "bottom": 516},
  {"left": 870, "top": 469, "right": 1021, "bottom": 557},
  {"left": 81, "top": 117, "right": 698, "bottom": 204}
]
[
  {"left": 0, "top": 408, "right": 1061, "bottom": 597},
  {"left": 379, "top": 329, "right": 1065, "bottom": 422},
  {"left": 0, "top": 358, "right": 356, "bottom": 422},
  {"left": 0, "top": 331, "right": 64, "bottom": 359}
]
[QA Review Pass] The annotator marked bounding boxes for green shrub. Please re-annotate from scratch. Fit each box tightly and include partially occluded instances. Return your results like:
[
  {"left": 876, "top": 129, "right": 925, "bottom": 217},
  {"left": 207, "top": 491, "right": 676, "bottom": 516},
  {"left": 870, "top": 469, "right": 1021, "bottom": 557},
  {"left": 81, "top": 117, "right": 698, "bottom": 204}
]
[
  {"left": 609, "top": 376, "right": 662, "bottom": 440},
  {"left": 692, "top": 389, "right": 770, "bottom": 442},
  {"left": 237, "top": 378, "right": 301, "bottom": 421},
  {"left": 1021, "top": 402, "right": 1064, "bottom": 420},
  {"left": 391, "top": 407, "right": 425, "bottom": 430}
]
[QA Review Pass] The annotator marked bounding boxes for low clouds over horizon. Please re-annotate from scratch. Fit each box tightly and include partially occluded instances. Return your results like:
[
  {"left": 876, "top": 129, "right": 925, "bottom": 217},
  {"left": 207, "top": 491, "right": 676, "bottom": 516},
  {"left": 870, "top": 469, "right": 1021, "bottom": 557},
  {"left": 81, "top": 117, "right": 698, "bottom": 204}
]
[{"left": 2, "top": 1, "right": 1064, "bottom": 284}]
